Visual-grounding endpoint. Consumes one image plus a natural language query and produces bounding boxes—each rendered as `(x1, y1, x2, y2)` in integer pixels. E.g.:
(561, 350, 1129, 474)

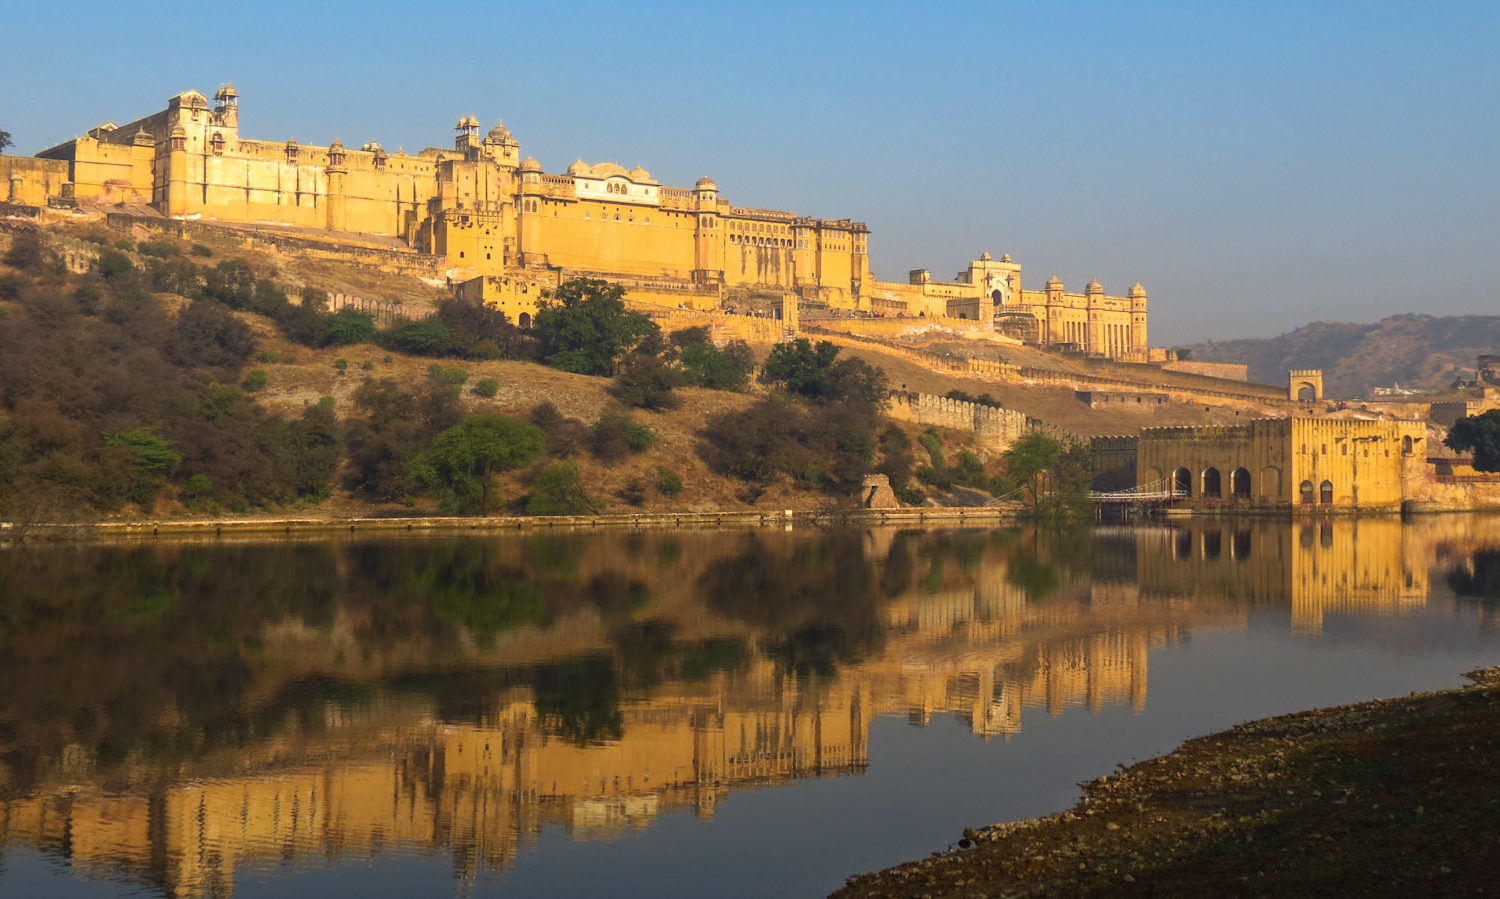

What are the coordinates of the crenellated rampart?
(886, 391, 1029, 449)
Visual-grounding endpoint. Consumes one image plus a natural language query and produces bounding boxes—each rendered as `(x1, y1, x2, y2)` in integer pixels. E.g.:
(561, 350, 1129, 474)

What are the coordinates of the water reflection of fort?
(2, 518, 1490, 896)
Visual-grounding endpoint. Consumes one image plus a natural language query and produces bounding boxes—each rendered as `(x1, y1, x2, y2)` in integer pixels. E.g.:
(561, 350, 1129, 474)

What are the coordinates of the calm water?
(2, 517, 1499, 897)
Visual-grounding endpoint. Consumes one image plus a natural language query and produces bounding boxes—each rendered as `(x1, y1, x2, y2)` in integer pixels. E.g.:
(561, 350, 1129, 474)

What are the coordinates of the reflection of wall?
(1135, 519, 1429, 634)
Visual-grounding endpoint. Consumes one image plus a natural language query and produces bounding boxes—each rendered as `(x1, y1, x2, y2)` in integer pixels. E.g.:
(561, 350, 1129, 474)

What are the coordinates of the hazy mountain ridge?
(1177, 314, 1500, 398)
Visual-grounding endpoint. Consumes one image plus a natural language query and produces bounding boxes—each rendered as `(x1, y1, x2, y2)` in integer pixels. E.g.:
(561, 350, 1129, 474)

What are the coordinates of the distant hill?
(1176, 314, 1500, 398)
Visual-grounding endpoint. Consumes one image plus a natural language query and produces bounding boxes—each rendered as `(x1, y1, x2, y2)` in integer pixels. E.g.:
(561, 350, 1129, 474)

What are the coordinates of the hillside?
(1177, 314, 1500, 398)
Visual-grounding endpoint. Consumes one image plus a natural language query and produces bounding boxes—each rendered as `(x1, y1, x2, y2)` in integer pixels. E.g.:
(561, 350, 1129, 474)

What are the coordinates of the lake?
(2, 516, 1498, 897)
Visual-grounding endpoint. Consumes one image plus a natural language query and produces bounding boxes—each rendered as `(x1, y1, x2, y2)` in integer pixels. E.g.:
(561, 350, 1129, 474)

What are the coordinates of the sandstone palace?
(3, 83, 1151, 359)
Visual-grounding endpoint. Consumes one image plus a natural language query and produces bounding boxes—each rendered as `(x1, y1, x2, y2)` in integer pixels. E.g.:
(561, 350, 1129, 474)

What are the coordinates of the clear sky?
(5, 1, 1497, 344)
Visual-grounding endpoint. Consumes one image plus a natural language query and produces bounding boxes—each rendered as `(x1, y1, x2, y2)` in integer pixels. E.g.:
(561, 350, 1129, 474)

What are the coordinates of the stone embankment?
(9, 505, 1021, 542)
(836, 668, 1500, 898)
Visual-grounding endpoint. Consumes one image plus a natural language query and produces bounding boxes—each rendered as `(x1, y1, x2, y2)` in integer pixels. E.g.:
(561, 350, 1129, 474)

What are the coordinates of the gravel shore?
(836, 668, 1500, 897)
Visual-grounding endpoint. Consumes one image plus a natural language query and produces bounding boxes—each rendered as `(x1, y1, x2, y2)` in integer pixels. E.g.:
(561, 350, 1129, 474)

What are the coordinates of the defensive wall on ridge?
(803, 328, 1296, 409)
(885, 391, 1029, 449)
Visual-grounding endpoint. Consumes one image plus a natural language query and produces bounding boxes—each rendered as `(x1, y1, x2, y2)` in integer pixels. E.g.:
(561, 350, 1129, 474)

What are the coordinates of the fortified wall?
(886, 391, 1029, 450)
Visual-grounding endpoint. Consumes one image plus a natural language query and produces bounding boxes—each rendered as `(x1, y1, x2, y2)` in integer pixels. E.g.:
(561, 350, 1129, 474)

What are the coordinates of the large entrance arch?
(1320, 480, 1334, 504)
(1299, 480, 1316, 504)
(1173, 467, 1192, 497)
(1230, 467, 1251, 498)
(1202, 467, 1222, 498)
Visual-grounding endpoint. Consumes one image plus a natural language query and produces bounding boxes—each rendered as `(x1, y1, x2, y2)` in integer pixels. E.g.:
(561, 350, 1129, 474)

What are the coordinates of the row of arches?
(1172, 466, 1252, 499)
(1167, 466, 1339, 504)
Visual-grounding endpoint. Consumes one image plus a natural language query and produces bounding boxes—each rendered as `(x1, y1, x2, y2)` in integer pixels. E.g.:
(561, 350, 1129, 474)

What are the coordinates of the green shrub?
(95, 249, 134, 280)
(655, 465, 683, 497)
(137, 239, 179, 259)
(114, 239, 134, 251)
(334, 358, 349, 374)
(589, 411, 656, 462)
(361, 360, 374, 371)
(257, 350, 281, 364)
(190, 243, 213, 257)
(472, 376, 500, 398)
(952, 450, 989, 488)
(526, 461, 596, 516)
(241, 369, 269, 392)
(919, 430, 945, 468)
(896, 485, 927, 505)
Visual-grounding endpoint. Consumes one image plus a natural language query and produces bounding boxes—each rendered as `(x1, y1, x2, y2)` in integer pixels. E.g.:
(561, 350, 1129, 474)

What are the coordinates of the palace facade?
(5, 83, 1152, 359)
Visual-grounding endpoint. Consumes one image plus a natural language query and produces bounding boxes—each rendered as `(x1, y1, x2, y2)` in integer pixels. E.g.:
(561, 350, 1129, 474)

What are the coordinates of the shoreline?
(835, 667, 1500, 897)
(2, 505, 1020, 542)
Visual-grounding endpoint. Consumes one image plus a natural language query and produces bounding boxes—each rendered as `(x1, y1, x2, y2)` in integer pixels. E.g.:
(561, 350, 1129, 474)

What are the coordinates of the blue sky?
(6, 1, 1497, 344)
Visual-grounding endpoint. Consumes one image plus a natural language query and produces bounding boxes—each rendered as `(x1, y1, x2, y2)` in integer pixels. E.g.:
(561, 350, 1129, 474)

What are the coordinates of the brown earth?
(835, 668, 1500, 898)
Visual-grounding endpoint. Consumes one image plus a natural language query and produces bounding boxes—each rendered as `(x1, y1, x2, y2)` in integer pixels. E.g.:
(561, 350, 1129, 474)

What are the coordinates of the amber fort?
(2, 83, 1153, 357)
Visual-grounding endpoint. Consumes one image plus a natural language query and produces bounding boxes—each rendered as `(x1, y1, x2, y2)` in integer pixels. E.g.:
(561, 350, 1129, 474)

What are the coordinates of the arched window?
(1202, 467, 1222, 498)
(1403, 435, 1414, 455)
(1230, 467, 1251, 498)
(1299, 480, 1316, 504)
(1174, 467, 1192, 497)
(518, 312, 531, 329)
(1320, 480, 1334, 504)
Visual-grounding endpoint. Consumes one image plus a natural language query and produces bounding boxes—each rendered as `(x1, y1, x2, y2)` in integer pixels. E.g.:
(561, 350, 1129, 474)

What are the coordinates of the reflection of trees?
(697, 532, 887, 675)
(533, 656, 623, 745)
(0, 543, 343, 788)
(1446, 551, 1500, 601)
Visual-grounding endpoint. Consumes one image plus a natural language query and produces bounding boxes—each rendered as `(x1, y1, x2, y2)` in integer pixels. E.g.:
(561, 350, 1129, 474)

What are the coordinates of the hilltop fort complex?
(4, 84, 1151, 357)
(4, 84, 1500, 514)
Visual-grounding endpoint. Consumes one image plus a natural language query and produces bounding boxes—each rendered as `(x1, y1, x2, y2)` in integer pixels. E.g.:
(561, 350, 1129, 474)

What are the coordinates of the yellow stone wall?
(1, 154, 70, 205)
(1138, 417, 1427, 511)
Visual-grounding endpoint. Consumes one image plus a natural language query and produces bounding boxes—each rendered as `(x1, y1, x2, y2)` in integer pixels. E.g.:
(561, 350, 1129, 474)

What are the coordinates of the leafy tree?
(101, 428, 181, 505)
(1002, 432, 1093, 516)
(323, 307, 379, 346)
(589, 411, 656, 462)
(412, 414, 545, 514)
(609, 334, 683, 410)
(95, 249, 133, 280)
(0, 129, 11, 152)
(759, 337, 887, 405)
(284, 397, 341, 497)
(1446, 410, 1500, 472)
(526, 461, 597, 515)
(433, 297, 531, 360)
(344, 375, 464, 501)
(877, 425, 915, 489)
(1003, 431, 1062, 508)
(385, 317, 455, 356)
(168, 299, 256, 376)
(531, 278, 657, 376)
(672, 327, 754, 391)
